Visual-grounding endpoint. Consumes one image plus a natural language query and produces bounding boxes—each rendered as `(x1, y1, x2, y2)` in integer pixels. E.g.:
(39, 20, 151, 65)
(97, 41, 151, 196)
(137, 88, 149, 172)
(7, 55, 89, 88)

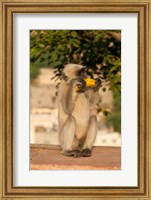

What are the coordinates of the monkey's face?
(62, 64, 88, 82)
(76, 67, 88, 80)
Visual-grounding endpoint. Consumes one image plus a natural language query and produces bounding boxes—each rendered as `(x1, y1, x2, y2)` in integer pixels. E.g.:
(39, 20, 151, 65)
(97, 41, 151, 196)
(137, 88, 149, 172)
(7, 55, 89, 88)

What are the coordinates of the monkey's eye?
(77, 68, 88, 79)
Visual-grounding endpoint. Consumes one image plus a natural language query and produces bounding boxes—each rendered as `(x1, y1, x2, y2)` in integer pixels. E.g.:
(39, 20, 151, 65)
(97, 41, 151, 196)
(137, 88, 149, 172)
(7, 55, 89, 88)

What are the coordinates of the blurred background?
(30, 30, 121, 147)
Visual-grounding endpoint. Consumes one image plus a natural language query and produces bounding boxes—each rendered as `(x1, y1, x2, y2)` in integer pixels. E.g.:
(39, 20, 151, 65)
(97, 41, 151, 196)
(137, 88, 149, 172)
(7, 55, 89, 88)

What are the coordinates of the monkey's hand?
(93, 78, 102, 92)
(71, 78, 86, 93)
(77, 79, 87, 93)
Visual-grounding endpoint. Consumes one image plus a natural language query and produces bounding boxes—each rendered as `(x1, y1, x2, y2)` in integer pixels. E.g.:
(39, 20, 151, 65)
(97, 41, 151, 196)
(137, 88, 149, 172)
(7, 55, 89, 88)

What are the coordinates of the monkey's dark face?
(76, 67, 88, 80)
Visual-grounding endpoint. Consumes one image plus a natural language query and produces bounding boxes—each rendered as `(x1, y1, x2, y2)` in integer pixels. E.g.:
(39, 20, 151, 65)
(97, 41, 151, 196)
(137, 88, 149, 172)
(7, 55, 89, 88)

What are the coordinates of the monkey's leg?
(60, 115, 75, 152)
(60, 115, 81, 158)
(82, 115, 97, 157)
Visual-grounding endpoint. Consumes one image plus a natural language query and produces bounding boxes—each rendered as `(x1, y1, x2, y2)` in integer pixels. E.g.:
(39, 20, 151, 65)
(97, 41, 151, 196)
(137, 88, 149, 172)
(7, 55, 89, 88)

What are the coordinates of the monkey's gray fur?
(58, 64, 101, 157)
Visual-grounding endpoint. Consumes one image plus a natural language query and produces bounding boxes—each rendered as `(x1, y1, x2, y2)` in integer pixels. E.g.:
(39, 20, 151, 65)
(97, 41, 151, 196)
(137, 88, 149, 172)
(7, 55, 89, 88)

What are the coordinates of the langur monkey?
(58, 64, 101, 157)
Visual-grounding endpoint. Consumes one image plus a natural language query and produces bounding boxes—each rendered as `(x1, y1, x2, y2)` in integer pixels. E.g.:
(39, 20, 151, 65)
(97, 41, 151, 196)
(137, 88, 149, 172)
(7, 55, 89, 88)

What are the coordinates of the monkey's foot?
(81, 149, 92, 157)
(73, 150, 81, 158)
(62, 150, 81, 158)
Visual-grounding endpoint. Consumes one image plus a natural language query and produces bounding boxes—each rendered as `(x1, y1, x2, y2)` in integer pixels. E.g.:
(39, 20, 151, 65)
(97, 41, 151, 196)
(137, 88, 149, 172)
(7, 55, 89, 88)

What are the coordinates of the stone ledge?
(30, 144, 121, 170)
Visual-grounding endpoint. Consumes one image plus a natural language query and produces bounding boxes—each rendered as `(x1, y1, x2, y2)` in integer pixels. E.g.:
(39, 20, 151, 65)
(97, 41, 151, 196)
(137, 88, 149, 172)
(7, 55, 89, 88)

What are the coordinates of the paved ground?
(30, 144, 121, 170)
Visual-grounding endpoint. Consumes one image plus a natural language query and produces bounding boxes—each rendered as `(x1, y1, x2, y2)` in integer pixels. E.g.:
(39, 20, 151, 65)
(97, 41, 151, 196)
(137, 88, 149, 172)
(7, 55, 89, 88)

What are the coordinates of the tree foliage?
(30, 30, 121, 94)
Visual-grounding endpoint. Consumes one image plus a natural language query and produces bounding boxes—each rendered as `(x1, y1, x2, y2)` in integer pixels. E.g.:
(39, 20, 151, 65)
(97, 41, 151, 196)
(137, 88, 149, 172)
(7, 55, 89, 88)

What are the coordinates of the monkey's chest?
(72, 94, 90, 138)
(73, 94, 90, 114)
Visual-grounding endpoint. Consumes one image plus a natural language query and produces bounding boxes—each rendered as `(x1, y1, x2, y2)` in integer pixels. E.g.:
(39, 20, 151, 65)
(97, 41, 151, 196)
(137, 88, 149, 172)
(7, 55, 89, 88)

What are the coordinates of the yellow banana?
(75, 78, 96, 92)
(85, 78, 96, 87)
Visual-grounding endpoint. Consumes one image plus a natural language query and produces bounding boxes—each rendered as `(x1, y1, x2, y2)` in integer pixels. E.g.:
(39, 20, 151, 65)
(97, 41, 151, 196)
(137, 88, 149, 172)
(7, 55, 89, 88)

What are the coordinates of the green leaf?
(71, 31, 77, 38)
(38, 43, 45, 48)
(103, 110, 110, 117)
(102, 87, 106, 92)
(70, 39, 80, 48)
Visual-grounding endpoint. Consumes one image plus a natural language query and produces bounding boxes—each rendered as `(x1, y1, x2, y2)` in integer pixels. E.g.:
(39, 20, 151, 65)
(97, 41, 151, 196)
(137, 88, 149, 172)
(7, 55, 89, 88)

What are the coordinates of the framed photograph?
(0, 0, 151, 199)
(30, 29, 122, 170)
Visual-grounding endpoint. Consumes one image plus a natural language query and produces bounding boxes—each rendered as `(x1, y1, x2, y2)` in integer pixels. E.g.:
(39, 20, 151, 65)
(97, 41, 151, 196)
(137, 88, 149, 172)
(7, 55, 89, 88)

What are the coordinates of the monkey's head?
(62, 64, 88, 82)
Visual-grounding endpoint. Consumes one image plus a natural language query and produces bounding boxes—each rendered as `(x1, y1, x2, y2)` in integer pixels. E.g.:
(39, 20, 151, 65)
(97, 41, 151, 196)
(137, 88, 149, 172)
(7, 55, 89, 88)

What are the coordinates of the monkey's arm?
(85, 78, 101, 109)
(85, 90, 99, 109)
(65, 80, 77, 114)
(60, 79, 82, 114)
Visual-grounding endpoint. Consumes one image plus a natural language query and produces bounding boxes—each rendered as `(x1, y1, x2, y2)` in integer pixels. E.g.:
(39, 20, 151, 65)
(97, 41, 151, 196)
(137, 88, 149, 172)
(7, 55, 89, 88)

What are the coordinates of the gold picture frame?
(0, 0, 151, 199)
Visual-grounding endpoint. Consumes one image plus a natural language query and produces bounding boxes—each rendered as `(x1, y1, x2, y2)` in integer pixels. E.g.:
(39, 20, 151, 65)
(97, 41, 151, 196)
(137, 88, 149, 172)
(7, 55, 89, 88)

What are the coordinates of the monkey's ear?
(62, 72, 68, 82)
